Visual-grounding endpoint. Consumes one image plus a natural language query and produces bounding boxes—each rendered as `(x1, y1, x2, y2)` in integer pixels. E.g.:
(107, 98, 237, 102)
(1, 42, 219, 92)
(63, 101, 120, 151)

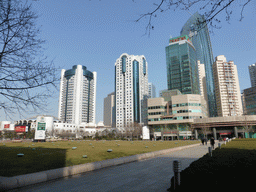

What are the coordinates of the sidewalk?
(9, 141, 221, 192)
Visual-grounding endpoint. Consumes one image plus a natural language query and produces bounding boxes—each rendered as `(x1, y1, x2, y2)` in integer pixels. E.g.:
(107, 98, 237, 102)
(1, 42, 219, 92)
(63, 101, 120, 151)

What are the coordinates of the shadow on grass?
(0, 146, 67, 177)
(168, 147, 256, 191)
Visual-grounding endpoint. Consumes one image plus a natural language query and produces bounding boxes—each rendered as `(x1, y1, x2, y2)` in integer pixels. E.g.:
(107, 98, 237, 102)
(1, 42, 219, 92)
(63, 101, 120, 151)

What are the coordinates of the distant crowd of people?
(200, 136, 232, 149)
(201, 137, 215, 149)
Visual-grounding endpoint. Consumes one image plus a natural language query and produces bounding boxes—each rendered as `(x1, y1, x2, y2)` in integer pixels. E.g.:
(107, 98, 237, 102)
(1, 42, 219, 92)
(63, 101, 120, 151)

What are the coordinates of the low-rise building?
(148, 90, 207, 140)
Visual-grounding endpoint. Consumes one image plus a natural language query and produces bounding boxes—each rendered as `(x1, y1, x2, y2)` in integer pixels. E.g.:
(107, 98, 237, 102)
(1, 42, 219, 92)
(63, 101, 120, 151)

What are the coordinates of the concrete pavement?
(8, 141, 221, 192)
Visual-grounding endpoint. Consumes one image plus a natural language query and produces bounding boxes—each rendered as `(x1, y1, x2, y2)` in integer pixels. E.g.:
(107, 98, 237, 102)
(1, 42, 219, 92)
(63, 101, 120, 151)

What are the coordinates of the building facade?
(249, 63, 256, 87)
(180, 12, 217, 117)
(115, 53, 148, 130)
(213, 55, 243, 117)
(198, 61, 209, 116)
(58, 65, 97, 125)
(165, 35, 200, 95)
(243, 87, 256, 115)
(148, 82, 156, 98)
(103, 92, 116, 127)
(148, 91, 206, 139)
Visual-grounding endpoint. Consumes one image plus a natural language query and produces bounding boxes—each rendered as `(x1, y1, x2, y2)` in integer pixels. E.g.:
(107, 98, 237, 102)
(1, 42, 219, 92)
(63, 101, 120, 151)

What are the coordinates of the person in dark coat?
(201, 138, 205, 145)
(210, 137, 215, 149)
(204, 138, 208, 145)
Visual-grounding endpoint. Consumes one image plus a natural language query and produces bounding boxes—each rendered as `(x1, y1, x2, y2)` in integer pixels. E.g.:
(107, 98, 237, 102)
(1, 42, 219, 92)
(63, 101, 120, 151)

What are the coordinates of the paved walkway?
(9, 141, 220, 192)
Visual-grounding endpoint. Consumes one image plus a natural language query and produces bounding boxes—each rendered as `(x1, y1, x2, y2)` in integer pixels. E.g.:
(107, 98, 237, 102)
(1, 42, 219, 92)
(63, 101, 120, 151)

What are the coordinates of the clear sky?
(1, 0, 256, 122)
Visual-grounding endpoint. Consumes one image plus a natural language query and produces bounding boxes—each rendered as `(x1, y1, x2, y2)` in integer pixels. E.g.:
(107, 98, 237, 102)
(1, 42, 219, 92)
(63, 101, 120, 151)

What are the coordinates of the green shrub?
(168, 139, 256, 191)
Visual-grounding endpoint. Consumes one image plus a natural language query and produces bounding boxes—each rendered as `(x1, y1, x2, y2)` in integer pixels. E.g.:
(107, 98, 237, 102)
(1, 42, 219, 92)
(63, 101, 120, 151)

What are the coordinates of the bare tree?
(135, 0, 252, 35)
(0, 0, 58, 118)
(132, 122, 142, 140)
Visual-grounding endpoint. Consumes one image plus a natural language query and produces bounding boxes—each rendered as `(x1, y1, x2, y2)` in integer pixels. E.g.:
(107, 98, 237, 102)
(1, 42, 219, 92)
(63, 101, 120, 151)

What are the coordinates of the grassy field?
(168, 138, 256, 191)
(0, 140, 199, 177)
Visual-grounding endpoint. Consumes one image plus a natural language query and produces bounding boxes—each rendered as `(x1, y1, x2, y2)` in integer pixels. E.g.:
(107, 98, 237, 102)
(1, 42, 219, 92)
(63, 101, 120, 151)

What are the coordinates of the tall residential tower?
(148, 82, 156, 98)
(58, 65, 97, 125)
(115, 53, 148, 130)
(213, 55, 242, 117)
(103, 92, 116, 127)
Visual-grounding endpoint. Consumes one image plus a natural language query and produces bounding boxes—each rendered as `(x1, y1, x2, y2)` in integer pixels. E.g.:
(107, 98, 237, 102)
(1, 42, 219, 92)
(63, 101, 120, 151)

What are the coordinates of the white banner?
(142, 126, 150, 140)
(35, 116, 46, 140)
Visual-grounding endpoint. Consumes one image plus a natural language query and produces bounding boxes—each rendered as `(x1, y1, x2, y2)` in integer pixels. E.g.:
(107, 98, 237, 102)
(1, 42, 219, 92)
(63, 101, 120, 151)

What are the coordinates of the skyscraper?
(249, 63, 256, 87)
(165, 35, 200, 95)
(58, 65, 97, 125)
(198, 61, 209, 117)
(115, 53, 148, 130)
(180, 12, 217, 117)
(148, 82, 156, 98)
(104, 92, 115, 127)
(213, 55, 242, 117)
(243, 87, 256, 115)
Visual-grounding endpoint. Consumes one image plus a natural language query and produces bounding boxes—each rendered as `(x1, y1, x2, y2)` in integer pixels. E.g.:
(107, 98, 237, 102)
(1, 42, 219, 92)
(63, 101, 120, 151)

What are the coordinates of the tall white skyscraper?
(115, 53, 148, 130)
(213, 55, 242, 117)
(58, 65, 97, 125)
(249, 63, 256, 87)
(148, 82, 156, 98)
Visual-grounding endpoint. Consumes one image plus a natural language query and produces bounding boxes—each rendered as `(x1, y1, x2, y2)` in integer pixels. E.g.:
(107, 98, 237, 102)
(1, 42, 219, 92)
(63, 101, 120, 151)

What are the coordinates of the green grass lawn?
(168, 138, 256, 192)
(0, 140, 199, 177)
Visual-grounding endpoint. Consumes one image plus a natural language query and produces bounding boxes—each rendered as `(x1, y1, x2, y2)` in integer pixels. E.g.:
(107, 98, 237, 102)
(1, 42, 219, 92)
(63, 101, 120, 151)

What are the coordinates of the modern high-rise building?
(213, 55, 242, 117)
(148, 82, 156, 98)
(198, 61, 208, 102)
(58, 65, 97, 125)
(180, 12, 217, 117)
(243, 87, 256, 115)
(115, 53, 148, 130)
(165, 35, 200, 95)
(249, 63, 256, 87)
(103, 92, 115, 127)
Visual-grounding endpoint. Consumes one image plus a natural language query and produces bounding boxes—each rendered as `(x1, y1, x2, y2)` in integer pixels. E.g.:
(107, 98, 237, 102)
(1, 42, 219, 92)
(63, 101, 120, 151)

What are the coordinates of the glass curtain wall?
(166, 37, 199, 95)
(133, 60, 140, 123)
(180, 12, 217, 117)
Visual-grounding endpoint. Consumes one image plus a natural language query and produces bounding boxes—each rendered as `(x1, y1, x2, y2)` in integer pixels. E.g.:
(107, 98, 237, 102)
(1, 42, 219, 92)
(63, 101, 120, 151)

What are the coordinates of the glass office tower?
(166, 35, 200, 95)
(180, 12, 217, 117)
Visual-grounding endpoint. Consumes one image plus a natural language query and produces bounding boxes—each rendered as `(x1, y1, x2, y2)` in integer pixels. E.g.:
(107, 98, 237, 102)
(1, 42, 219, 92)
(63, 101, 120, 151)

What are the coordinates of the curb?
(0, 143, 200, 191)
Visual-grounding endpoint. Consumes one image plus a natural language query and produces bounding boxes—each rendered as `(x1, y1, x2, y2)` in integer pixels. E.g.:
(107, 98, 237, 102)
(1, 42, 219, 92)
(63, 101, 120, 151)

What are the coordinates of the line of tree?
(1, 130, 35, 140)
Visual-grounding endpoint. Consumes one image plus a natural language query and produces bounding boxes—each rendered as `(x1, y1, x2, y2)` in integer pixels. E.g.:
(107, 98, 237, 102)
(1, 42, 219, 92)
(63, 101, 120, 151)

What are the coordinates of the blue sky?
(1, 0, 255, 122)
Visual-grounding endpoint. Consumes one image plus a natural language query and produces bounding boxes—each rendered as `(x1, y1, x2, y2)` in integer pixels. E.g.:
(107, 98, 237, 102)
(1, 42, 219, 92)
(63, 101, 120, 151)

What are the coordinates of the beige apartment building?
(198, 61, 209, 117)
(213, 55, 243, 117)
(103, 92, 115, 127)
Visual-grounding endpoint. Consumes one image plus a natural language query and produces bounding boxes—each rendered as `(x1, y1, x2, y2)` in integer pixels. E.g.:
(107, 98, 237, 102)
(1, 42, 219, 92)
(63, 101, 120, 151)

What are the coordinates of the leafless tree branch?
(0, 0, 58, 119)
(134, 0, 252, 35)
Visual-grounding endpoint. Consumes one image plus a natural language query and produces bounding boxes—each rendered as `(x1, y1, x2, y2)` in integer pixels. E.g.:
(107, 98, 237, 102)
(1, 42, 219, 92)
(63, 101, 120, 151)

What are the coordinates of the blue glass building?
(180, 12, 217, 117)
(166, 35, 200, 95)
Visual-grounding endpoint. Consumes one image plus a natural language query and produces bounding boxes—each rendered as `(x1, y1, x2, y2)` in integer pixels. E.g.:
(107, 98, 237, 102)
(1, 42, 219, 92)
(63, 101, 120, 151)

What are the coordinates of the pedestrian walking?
(201, 138, 205, 145)
(205, 138, 208, 145)
(210, 137, 215, 149)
